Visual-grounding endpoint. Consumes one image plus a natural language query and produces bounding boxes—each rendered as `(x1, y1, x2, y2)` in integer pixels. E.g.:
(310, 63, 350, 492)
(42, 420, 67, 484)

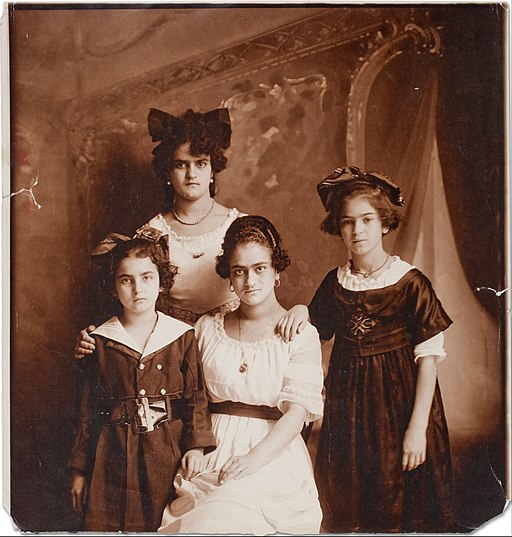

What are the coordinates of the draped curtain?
(363, 61, 502, 440)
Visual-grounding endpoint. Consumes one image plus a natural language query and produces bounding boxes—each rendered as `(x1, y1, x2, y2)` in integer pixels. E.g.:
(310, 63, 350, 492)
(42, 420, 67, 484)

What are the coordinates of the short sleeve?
(145, 214, 167, 233)
(308, 269, 340, 341)
(414, 331, 447, 363)
(407, 271, 453, 345)
(276, 323, 324, 423)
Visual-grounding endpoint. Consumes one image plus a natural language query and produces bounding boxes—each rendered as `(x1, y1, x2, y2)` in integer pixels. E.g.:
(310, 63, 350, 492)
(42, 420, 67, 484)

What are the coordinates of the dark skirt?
(315, 345, 454, 533)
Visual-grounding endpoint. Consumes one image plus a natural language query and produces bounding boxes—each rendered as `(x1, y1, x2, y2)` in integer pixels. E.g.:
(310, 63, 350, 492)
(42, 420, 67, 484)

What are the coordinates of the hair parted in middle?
(215, 215, 291, 279)
(148, 107, 232, 211)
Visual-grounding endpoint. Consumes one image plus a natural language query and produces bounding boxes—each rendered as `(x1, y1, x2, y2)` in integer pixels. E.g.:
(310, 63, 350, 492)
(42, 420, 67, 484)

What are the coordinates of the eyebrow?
(174, 155, 210, 162)
(116, 270, 156, 278)
(340, 211, 377, 218)
(230, 262, 270, 270)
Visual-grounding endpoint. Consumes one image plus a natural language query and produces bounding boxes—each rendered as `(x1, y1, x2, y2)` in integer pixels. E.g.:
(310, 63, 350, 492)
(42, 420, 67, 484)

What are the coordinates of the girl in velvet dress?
(279, 166, 455, 533)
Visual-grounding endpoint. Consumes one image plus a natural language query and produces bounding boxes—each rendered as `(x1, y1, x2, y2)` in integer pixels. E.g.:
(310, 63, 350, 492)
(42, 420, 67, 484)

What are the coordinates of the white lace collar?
(154, 208, 242, 245)
(337, 255, 415, 291)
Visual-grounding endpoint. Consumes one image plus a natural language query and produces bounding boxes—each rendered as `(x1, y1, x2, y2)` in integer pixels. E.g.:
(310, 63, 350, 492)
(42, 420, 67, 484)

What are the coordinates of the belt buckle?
(130, 397, 169, 434)
(131, 396, 154, 434)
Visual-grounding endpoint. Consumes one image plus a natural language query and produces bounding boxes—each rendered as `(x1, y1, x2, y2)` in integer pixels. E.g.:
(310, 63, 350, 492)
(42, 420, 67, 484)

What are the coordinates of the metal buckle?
(130, 397, 168, 434)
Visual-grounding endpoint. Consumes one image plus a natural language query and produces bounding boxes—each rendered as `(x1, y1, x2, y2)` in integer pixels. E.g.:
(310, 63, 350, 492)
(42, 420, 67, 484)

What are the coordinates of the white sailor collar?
(91, 312, 192, 358)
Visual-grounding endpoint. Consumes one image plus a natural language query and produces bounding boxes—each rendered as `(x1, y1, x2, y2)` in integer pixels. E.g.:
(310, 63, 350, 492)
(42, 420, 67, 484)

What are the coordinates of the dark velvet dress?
(310, 264, 454, 533)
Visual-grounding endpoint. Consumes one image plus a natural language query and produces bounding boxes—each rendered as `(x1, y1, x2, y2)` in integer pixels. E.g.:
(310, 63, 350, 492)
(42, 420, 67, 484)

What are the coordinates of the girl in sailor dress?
(68, 230, 216, 532)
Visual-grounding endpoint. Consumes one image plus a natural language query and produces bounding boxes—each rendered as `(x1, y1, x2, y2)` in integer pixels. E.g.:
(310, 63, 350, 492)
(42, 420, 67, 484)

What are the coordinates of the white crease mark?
(475, 286, 509, 297)
(7, 175, 42, 209)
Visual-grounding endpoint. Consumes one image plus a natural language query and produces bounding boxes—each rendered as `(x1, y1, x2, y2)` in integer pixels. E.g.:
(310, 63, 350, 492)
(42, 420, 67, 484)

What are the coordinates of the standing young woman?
(75, 107, 245, 356)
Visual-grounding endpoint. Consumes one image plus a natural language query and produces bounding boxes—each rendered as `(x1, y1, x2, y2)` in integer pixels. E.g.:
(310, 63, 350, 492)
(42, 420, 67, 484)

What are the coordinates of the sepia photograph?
(2, 1, 510, 534)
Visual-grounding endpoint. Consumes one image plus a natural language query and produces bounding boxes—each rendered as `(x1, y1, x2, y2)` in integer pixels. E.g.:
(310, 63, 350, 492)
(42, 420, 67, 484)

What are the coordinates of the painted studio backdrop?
(7, 3, 507, 533)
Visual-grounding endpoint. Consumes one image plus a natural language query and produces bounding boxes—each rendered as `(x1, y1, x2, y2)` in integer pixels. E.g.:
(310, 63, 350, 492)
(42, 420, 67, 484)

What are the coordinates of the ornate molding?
(346, 19, 442, 166)
(65, 8, 395, 132)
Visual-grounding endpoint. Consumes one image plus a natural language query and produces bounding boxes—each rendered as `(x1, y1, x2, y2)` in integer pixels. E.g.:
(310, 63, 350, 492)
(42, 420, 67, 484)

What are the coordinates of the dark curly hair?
(150, 108, 230, 211)
(104, 238, 178, 311)
(216, 215, 291, 279)
(321, 182, 404, 236)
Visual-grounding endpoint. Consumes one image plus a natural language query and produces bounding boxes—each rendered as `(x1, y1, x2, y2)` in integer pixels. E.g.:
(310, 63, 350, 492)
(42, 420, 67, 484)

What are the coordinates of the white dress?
(158, 312, 324, 535)
(146, 208, 243, 322)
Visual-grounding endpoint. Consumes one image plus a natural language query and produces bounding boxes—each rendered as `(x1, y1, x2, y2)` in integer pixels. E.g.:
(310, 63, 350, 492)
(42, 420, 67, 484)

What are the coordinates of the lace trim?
(153, 208, 241, 249)
(281, 385, 323, 403)
(168, 300, 240, 325)
(213, 311, 281, 349)
(337, 256, 415, 290)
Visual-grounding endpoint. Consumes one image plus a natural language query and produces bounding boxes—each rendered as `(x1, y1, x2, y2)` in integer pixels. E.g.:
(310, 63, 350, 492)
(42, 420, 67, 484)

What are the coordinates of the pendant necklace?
(237, 306, 281, 373)
(172, 199, 215, 226)
(350, 253, 390, 279)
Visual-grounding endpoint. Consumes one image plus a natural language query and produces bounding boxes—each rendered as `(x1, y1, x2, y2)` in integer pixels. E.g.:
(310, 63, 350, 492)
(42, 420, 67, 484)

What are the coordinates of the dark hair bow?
(91, 225, 165, 256)
(203, 107, 231, 150)
(147, 107, 231, 150)
(147, 108, 181, 143)
(317, 165, 405, 211)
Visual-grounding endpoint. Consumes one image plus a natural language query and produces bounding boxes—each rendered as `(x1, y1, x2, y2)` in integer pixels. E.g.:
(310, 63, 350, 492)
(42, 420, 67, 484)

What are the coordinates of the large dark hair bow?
(91, 225, 168, 256)
(147, 107, 231, 150)
(317, 165, 405, 211)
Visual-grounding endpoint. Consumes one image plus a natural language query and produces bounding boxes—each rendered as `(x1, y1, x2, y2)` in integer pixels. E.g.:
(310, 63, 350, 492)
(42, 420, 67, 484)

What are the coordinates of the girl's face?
(115, 255, 161, 316)
(339, 196, 389, 258)
(229, 242, 277, 307)
(169, 142, 212, 202)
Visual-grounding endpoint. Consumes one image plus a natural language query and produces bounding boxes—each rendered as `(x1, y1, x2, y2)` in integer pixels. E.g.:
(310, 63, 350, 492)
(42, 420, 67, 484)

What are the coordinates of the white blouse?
(147, 208, 243, 316)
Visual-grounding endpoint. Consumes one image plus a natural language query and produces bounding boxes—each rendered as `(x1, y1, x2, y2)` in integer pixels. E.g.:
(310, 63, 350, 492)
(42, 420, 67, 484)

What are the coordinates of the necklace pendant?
(239, 361, 248, 373)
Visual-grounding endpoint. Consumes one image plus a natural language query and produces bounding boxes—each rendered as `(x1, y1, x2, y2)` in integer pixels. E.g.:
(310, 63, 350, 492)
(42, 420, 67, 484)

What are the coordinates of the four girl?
(70, 104, 455, 533)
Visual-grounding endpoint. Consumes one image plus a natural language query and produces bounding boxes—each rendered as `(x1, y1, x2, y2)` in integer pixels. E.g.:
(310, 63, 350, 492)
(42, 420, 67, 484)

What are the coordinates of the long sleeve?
(68, 357, 100, 475)
(179, 330, 217, 453)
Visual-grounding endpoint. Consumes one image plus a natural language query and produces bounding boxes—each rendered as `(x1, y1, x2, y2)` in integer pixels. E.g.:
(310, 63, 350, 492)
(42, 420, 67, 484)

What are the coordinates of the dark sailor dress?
(68, 312, 216, 532)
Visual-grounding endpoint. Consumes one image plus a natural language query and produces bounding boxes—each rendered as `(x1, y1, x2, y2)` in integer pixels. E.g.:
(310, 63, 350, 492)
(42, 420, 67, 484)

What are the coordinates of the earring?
(274, 277, 281, 288)
(229, 282, 235, 292)
(167, 180, 171, 186)
(210, 177, 214, 184)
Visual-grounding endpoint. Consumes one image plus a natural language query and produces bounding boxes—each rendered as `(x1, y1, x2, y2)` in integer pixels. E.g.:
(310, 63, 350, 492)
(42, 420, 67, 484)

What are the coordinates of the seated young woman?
(158, 215, 324, 535)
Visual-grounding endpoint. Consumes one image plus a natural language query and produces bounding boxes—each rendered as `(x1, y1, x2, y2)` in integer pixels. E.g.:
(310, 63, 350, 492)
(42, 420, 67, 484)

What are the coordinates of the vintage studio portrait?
(5, 2, 509, 534)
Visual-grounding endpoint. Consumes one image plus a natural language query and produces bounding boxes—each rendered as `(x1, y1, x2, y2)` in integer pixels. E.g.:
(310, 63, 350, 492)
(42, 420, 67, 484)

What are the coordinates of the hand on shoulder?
(276, 305, 310, 343)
